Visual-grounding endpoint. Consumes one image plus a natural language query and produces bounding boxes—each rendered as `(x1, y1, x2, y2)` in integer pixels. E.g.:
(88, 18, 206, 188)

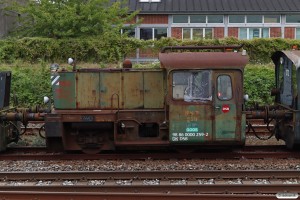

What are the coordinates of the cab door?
(169, 70, 213, 144)
(213, 71, 243, 141)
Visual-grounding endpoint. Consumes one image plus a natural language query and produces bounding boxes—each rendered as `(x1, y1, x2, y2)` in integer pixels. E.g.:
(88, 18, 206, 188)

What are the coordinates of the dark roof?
(113, 0, 300, 14)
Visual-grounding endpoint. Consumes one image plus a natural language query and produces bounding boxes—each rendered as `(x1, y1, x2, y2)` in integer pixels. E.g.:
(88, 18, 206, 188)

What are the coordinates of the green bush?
(244, 64, 275, 107)
(1, 37, 300, 64)
(0, 63, 51, 107)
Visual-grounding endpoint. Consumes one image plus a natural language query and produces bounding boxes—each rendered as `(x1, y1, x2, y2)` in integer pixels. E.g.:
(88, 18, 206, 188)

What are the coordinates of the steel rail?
(0, 191, 285, 200)
(3, 145, 300, 160)
(0, 171, 298, 195)
(0, 170, 299, 180)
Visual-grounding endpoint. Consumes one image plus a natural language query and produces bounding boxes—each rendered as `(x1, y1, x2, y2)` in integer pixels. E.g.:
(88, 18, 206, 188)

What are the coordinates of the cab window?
(172, 70, 212, 102)
(217, 75, 232, 100)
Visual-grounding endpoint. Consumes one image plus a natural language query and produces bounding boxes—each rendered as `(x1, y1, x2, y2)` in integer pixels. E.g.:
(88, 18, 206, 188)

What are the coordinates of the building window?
(229, 15, 280, 24)
(207, 15, 223, 23)
(182, 28, 213, 40)
(173, 15, 189, 23)
(190, 15, 206, 23)
(173, 15, 223, 24)
(121, 27, 136, 37)
(296, 28, 300, 39)
(229, 15, 245, 23)
(239, 28, 269, 39)
(140, 28, 167, 40)
(286, 15, 300, 23)
(246, 15, 263, 23)
(264, 15, 280, 23)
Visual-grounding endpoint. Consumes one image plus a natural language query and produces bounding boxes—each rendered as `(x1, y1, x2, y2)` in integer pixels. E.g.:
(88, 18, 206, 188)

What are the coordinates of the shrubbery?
(0, 37, 299, 64)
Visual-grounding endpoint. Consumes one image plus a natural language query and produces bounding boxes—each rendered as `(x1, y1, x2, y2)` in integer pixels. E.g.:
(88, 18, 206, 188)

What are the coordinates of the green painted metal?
(169, 70, 244, 144)
(77, 72, 100, 109)
(214, 71, 241, 140)
(144, 71, 165, 108)
(170, 105, 213, 143)
(99, 72, 122, 109)
(123, 72, 144, 109)
(52, 72, 76, 109)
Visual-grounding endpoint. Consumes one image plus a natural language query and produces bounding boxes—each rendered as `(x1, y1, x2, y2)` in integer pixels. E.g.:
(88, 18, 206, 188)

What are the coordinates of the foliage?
(244, 64, 275, 107)
(5, 0, 138, 39)
(0, 37, 300, 64)
(0, 63, 51, 107)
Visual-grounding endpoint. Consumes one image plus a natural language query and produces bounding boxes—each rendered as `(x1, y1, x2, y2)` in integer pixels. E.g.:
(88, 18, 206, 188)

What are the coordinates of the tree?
(5, 0, 138, 39)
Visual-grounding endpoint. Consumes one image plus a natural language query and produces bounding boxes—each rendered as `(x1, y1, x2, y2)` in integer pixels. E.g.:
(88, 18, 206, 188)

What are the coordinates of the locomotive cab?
(271, 50, 300, 149)
(159, 46, 248, 148)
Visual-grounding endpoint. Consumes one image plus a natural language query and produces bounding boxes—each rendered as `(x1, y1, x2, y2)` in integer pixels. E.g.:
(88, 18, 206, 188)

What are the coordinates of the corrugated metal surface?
(113, 0, 300, 14)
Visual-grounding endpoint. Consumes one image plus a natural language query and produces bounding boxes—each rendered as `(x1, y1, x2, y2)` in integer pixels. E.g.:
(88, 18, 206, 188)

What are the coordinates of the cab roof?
(159, 51, 248, 70)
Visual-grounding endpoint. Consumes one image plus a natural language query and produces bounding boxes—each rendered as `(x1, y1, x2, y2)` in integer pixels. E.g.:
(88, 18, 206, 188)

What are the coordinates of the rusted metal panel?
(99, 72, 122, 109)
(159, 52, 248, 69)
(76, 72, 100, 109)
(123, 72, 143, 109)
(52, 72, 76, 109)
(144, 71, 165, 108)
(169, 104, 213, 143)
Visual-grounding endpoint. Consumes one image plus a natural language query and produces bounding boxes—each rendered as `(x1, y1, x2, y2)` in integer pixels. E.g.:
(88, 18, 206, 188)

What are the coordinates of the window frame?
(238, 27, 270, 40)
(286, 15, 300, 23)
(182, 28, 213, 40)
(217, 75, 233, 101)
(139, 27, 168, 40)
(172, 70, 212, 102)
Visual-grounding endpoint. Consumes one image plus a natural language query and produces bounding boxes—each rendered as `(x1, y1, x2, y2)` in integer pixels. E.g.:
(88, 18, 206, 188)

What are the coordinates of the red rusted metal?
(159, 52, 248, 69)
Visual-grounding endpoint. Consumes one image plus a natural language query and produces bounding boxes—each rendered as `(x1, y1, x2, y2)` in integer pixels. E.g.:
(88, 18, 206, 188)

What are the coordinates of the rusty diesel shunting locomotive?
(0, 45, 299, 153)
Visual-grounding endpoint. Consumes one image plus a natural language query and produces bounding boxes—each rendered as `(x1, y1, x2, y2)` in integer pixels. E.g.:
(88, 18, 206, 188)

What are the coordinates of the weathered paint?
(169, 104, 213, 143)
(144, 71, 165, 108)
(159, 51, 248, 69)
(168, 68, 245, 145)
(123, 72, 144, 109)
(99, 71, 122, 109)
(53, 69, 166, 110)
(77, 72, 100, 108)
(52, 72, 76, 109)
(214, 71, 238, 140)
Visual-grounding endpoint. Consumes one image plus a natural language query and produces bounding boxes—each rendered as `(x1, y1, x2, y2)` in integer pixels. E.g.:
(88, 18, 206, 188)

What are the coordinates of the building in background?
(120, 0, 300, 40)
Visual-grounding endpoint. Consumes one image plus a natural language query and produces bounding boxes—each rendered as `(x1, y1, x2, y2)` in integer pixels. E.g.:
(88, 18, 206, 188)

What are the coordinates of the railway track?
(3, 145, 300, 160)
(0, 170, 298, 199)
(0, 191, 289, 200)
